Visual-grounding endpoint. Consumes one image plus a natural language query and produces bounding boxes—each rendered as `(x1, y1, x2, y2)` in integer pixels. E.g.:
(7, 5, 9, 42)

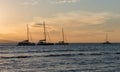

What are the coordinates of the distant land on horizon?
(0, 39, 120, 45)
(0, 39, 17, 43)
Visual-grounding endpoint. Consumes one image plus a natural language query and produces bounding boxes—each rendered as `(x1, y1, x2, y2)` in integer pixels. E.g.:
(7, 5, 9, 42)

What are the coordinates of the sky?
(0, 0, 120, 43)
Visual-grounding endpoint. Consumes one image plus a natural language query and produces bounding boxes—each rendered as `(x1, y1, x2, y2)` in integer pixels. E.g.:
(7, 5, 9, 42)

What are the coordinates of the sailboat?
(17, 24, 35, 46)
(37, 21, 54, 45)
(55, 28, 68, 45)
(103, 32, 111, 44)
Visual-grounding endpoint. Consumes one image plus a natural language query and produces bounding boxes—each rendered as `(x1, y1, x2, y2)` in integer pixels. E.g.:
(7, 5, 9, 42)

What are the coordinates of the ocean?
(0, 43, 120, 72)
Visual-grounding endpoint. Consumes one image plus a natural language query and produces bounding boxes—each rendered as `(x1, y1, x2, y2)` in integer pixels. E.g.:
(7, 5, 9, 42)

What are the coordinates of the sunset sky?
(0, 0, 120, 43)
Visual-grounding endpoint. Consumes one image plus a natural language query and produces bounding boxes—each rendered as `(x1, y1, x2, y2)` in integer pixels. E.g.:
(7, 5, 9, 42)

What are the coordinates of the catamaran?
(17, 24, 35, 46)
(37, 21, 54, 45)
(55, 28, 68, 45)
(103, 32, 111, 44)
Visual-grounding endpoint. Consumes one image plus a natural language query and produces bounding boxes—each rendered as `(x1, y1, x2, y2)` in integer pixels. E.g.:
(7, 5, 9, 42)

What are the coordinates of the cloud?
(21, 0, 78, 5)
(33, 11, 111, 28)
(31, 22, 57, 32)
(22, 0, 41, 5)
(32, 23, 43, 27)
(54, 0, 78, 4)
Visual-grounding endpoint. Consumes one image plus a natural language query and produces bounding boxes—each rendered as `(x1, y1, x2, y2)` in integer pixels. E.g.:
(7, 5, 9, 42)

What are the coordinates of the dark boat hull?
(55, 43, 69, 45)
(37, 42, 54, 45)
(102, 41, 111, 44)
(17, 42, 35, 46)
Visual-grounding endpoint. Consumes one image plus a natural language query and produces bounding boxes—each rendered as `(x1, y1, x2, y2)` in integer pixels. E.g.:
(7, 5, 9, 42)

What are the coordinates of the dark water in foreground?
(0, 44, 120, 72)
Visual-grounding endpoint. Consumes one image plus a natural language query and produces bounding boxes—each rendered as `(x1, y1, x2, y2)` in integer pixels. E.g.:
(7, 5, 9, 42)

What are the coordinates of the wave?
(115, 52, 120, 54)
(44, 53, 84, 57)
(90, 53, 102, 55)
(40, 52, 120, 57)
(1, 52, 120, 59)
(0, 56, 32, 59)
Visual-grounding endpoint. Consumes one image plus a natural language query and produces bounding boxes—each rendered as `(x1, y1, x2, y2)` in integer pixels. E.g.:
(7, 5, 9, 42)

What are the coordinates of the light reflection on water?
(0, 44, 120, 72)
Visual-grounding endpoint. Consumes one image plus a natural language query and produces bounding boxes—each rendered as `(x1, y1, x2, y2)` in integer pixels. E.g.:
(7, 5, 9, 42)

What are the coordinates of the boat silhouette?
(103, 41, 111, 44)
(37, 21, 54, 45)
(17, 24, 35, 46)
(55, 28, 68, 45)
(103, 32, 111, 44)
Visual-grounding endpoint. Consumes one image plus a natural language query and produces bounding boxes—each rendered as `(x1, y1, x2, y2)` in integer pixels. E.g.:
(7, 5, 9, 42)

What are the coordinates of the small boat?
(55, 28, 68, 45)
(17, 24, 35, 46)
(37, 21, 54, 45)
(37, 39, 54, 45)
(103, 41, 111, 44)
(17, 40, 35, 46)
(56, 41, 69, 45)
(103, 32, 111, 44)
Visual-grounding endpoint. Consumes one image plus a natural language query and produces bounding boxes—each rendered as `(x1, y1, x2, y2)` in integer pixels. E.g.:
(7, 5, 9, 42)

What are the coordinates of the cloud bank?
(33, 11, 112, 28)
(21, 0, 78, 5)
(22, 0, 41, 5)
(54, 0, 78, 4)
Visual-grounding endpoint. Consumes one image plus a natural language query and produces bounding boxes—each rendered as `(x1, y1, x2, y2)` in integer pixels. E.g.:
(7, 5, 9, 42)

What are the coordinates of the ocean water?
(0, 44, 120, 72)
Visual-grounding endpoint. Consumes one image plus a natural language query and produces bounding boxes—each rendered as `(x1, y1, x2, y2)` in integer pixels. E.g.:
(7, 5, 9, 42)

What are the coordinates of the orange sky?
(0, 0, 120, 43)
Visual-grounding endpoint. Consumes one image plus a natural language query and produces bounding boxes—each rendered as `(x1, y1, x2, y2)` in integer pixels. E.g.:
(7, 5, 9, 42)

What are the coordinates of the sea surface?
(0, 43, 120, 72)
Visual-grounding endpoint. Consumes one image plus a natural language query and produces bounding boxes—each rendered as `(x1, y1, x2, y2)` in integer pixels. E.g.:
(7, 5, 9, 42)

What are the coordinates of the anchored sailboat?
(17, 24, 35, 46)
(37, 21, 54, 45)
(55, 28, 68, 45)
(103, 32, 111, 44)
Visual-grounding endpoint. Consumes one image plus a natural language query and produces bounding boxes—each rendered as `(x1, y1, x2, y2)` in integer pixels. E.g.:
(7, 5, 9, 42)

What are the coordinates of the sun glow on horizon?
(0, 0, 120, 43)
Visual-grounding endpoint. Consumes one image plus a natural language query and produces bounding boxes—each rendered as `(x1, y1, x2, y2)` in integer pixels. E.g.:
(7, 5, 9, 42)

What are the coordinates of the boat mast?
(106, 32, 108, 42)
(27, 24, 29, 41)
(62, 28, 65, 43)
(43, 21, 46, 41)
